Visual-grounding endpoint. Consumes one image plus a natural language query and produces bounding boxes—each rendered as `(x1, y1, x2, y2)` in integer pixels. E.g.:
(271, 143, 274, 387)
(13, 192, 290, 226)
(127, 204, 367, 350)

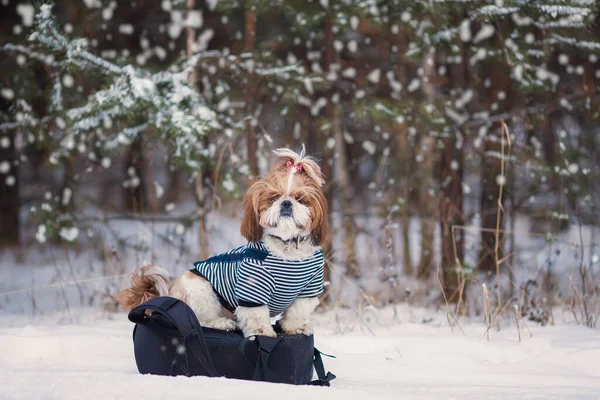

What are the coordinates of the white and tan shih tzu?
(116, 147, 328, 337)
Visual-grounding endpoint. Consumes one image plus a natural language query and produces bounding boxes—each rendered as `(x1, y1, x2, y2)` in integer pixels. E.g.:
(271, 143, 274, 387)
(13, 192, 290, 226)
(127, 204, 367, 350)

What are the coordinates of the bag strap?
(309, 348, 336, 386)
(251, 336, 284, 382)
(241, 335, 336, 386)
(128, 296, 219, 377)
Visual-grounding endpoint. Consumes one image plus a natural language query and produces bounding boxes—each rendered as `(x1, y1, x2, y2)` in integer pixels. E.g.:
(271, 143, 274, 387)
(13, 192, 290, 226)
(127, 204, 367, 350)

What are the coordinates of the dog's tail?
(115, 265, 170, 311)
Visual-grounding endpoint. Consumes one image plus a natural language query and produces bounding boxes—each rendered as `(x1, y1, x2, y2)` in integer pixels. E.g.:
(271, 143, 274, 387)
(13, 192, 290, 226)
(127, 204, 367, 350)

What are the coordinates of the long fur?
(272, 146, 325, 187)
(114, 265, 170, 311)
(117, 147, 328, 336)
(280, 297, 319, 335)
(240, 148, 328, 246)
(235, 305, 276, 337)
(170, 272, 237, 330)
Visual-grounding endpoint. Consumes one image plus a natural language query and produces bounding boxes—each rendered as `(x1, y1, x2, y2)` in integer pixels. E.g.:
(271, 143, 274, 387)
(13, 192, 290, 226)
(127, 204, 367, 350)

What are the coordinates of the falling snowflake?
(154, 181, 165, 199)
(459, 20, 471, 42)
(362, 140, 376, 155)
(367, 69, 381, 84)
(1, 88, 14, 100)
(59, 227, 80, 242)
(35, 225, 47, 244)
(567, 163, 579, 174)
(473, 24, 495, 44)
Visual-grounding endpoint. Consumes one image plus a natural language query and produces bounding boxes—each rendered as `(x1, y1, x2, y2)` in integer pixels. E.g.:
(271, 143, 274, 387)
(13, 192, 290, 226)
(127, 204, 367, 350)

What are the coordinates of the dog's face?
(241, 148, 328, 246)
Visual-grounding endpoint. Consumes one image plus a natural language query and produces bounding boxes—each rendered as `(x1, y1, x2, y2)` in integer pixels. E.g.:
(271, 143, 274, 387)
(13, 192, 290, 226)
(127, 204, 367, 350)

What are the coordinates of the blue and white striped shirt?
(192, 242, 324, 317)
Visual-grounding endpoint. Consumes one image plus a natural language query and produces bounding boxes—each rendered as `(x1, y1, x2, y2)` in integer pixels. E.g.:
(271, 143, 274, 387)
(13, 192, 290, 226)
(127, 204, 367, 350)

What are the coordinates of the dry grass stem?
(437, 264, 465, 335)
(494, 121, 511, 314)
(482, 283, 492, 342)
(513, 304, 521, 342)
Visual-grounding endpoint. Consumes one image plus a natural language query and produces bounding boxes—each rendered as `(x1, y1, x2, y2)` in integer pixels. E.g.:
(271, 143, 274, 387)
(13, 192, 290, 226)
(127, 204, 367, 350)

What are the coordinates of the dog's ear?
(240, 179, 263, 242)
(309, 187, 328, 247)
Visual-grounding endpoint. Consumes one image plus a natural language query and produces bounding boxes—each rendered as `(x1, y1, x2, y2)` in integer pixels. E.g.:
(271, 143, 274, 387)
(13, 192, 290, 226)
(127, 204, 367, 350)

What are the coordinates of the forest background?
(0, 0, 599, 329)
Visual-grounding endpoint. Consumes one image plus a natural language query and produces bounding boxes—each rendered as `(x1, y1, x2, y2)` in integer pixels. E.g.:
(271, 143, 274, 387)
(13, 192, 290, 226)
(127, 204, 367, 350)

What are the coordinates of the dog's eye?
(296, 196, 308, 205)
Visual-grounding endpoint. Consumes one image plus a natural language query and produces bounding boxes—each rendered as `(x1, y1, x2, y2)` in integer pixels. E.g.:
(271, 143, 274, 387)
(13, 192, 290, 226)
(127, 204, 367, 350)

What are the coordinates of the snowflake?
(59, 227, 80, 242)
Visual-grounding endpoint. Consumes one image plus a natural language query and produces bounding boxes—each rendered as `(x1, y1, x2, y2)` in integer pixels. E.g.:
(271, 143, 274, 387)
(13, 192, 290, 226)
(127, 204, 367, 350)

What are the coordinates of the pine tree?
(2, 2, 322, 247)
(392, 0, 600, 304)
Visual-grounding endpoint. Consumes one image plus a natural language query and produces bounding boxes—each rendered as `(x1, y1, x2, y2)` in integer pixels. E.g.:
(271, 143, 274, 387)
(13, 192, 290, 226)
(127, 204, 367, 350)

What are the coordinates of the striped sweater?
(191, 242, 324, 317)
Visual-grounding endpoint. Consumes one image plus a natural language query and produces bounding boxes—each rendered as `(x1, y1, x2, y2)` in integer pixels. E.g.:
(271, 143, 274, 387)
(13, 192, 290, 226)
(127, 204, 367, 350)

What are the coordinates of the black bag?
(127, 296, 335, 386)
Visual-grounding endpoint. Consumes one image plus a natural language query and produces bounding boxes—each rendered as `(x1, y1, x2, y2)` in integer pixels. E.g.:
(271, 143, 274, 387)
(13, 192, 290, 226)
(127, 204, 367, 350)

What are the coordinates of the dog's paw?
(244, 326, 277, 338)
(206, 317, 237, 331)
(282, 323, 313, 336)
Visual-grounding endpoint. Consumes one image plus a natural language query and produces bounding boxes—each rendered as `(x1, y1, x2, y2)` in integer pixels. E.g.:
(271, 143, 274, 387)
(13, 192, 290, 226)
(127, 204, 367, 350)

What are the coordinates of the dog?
(116, 147, 328, 338)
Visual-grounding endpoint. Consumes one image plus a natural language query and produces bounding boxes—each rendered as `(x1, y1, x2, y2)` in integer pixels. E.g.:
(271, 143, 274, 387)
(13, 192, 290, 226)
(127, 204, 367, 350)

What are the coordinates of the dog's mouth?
(268, 217, 306, 230)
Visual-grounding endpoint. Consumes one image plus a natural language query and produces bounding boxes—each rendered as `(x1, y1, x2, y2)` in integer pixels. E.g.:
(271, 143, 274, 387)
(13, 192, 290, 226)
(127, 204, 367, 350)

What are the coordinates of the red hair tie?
(285, 160, 303, 172)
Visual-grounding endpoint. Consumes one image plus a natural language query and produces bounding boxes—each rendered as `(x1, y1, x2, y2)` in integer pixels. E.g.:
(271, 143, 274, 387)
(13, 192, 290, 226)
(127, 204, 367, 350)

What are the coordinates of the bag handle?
(240, 335, 336, 386)
(239, 335, 287, 383)
(129, 297, 179, 335)
(129, 297, 219, 377)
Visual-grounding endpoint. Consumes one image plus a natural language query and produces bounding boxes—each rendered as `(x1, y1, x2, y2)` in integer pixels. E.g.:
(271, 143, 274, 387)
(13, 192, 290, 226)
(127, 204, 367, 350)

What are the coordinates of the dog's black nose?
(281, 200, 293, 209)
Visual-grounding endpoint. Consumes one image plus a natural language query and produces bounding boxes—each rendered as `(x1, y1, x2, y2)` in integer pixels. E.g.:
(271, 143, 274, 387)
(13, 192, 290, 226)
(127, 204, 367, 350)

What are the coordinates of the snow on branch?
(0, 43, 58, 67)
(477, 6, 519, 16)
(0, 100, 46, 134)
(533, 18, 586, 29)
(104, 123, 148, 150)
(30, 5, 123, 75)
(536, 5, 592, 18)
(28, 4, 219, 170)
(549, 34, 600, 51)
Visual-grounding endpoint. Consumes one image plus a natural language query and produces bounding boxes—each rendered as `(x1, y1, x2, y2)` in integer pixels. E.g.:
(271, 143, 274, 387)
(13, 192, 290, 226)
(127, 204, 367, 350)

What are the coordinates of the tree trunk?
(123, 134, 148, 213)
(417, 136, 436, 280)
(195, 170, 210, 259)
(320, 148, 334, 297)
(0, 130, 20, 247)
(417, 49, 438, 280)
(438, 134, 464, 303)
(438, 37, 469, 304)
(318, 15, 337, 300)
(333, 105, 359, 278)
(479, 129, 504, 274)
(187, 0, 210, 259)
(60, 159, 75, 213)
(478, 62, 511, 278)
(244, 4, 258, 177)
(322, 14, 359, 279)
(304, 111, 318, 154)
(0, 92, 19, 248)
(395, 123, 413, 276)
(166, 163, 182, 204)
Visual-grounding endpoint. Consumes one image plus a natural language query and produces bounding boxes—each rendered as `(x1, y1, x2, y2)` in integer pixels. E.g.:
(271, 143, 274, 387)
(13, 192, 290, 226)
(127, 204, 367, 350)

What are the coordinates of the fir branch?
(548, 34, 600, 51)
(0, 43, 59, 67)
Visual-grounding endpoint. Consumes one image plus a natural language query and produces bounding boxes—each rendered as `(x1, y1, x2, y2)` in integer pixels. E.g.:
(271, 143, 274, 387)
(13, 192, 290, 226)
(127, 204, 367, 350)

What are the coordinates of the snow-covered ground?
(1, 305, 599, 400)
(1, 213, 599, 398)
